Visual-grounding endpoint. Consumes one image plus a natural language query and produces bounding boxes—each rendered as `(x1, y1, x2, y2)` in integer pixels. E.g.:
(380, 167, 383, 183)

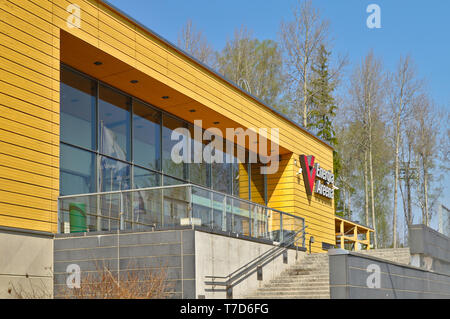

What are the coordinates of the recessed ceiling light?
(189, 109, 196, 112)
(162, 96, 169, 99)
(94, 61, 103, 66)
(130, 80, 138, 84)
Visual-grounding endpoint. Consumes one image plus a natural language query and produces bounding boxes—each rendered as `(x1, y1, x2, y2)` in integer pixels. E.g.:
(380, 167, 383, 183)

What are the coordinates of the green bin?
(69, 203, 87, 233)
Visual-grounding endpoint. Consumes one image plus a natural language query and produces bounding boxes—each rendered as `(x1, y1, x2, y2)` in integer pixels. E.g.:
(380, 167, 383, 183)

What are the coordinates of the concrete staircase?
(356, 247, 411, 265)
(245, 253, 330, 299)
(244, 248, 412, 299)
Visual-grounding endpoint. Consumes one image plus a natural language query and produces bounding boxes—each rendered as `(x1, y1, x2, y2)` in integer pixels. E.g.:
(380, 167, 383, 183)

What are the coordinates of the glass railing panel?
(267, 209, 282, 242)
(131, 188, 163, 230)
(58, 185, 305, 244)
(281, 214, 303, 246)
(225, 196, 233, 233)
(98, 193, 121, 232)
(59, 196, 99, 233)
(231, 198, 251, 236)
(252, 205, 268, 240)
(212, 192, 226, 232)
(162, 186, 190, 228)
(192, 186, 212, 228)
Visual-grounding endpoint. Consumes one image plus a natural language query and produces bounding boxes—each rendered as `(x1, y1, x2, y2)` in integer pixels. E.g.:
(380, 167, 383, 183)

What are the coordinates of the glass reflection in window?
(60, 67, 96, 150)
(133, 101, 161, 170)
(99, 85, 131, 161)
(99, 156, 131, 192)
(60, 144, 96, 196)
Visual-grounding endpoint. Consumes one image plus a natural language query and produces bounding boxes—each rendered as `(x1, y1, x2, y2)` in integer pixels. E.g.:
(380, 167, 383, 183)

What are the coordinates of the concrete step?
(266, 282, 330, 289)
(265, 282, 329, 288)
(246, 293, 330, 299)
(270, 275, 330, 282)
(246, 295, 330, 299)
(257, 286, 330, 294)
(276, 273, 330, 279)
(250, 290, 330, 296)
(282, 269, 330, 274)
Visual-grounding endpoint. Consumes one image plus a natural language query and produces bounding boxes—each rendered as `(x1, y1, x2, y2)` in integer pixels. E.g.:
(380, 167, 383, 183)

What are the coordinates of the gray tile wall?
(54, 229, 195, 298)
(329, 251, 450, 299)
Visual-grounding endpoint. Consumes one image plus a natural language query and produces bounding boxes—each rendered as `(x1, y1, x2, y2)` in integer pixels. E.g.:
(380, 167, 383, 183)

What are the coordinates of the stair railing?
(204, 225, 308, 298)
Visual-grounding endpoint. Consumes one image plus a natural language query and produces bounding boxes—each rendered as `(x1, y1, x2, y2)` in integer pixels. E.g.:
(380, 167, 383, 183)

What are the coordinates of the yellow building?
(0, 0, 340, 259)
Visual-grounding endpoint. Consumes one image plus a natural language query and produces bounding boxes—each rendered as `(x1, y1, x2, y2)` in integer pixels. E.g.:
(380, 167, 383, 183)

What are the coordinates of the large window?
(211, 139, 232, 195)
(133, 100, 161, 170)
(188, 124, 210, 188)
(60, 68, 96, 150)
(59, 65, 264, 204)
(98, 85, 131, 161)
(162, 115, 187, 180)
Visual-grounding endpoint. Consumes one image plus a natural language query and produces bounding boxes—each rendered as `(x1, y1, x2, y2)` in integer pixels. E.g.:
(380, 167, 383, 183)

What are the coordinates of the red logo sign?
(300, 155, 316, 195)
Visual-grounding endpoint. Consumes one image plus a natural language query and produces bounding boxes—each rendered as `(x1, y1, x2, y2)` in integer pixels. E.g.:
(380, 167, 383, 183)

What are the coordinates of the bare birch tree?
(280, 0, 329, 127)
(387, 55, 423, 247)
(348, 51, 385, 248)
(399, 121, 418, 231)
(178, 19, 215, 67)
(216, 26, 284, 106)
(412, 95, 440, 226)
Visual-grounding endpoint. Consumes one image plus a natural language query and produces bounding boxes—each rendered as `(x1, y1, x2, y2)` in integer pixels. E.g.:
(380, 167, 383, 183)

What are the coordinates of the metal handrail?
(205, 225, 307, 283)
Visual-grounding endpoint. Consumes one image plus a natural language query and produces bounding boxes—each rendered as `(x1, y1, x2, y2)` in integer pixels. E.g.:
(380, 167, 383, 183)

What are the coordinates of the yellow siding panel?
(0, 165, 57, 190)
(0, 20, 54, 55)
(0, 190, 55, 211)
(0, 141, 57, 166)
(0, 93, 58, 125)
(0, 80, 56, 112)
(0, 153, 58, 179)
(0, 214, 55, 233)
(0, 128, 56, 156)
(0, 116, 58, 146)
(0, 56, 58, 93)
(0, 6, 53, 44)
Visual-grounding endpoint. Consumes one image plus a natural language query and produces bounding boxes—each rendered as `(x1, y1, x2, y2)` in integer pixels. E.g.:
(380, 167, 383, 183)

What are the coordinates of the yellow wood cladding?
(0, 0, 59, 233)
(0, 0, 334, 252)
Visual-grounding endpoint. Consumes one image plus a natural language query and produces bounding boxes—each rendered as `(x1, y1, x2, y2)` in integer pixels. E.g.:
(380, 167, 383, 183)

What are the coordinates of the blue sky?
(106, 0, 449, 234)
(106, 0, 450, 108)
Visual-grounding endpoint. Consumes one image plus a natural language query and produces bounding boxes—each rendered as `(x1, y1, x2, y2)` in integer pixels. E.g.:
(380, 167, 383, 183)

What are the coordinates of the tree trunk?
(342, 186, 347, 216)
(364, 150, 369, 226)
(369, 144, 377, 248)
(406, 144, 413, 227)
(303, 69, 308, 128)
(393, 118, 401, 248)
(422, 158, 429, 226)
(368, 106, 377, 249)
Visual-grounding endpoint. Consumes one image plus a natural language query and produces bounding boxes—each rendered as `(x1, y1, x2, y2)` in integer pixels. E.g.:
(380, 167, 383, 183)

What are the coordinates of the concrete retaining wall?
(409, 224, 450, 275)
(0, 227, 53, 298)
(195, 231, 304, 299)
(329, 249, 450, 299)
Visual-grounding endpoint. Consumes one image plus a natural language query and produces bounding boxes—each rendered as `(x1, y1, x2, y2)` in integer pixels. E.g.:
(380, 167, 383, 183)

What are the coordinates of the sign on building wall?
(300, 155, 335, 199)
